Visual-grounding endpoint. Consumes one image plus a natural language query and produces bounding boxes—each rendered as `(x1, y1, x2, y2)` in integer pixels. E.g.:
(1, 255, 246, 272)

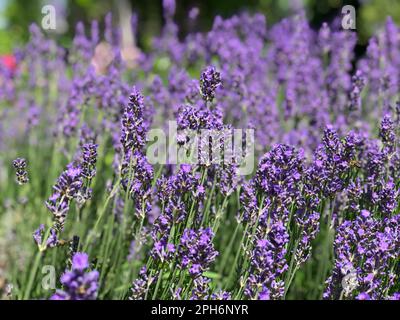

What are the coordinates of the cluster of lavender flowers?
(120, 88, 153, 219)
(51, 252, 99, 300)
(45, 165, 84, 232)
(2, 0, 400, 300)
(178, 227, 218, 278)
(323, 210, 400, 300)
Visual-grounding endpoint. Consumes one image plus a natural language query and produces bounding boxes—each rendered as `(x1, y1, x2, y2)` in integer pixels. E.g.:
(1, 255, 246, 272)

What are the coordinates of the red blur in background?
(0, 54, 17, 72)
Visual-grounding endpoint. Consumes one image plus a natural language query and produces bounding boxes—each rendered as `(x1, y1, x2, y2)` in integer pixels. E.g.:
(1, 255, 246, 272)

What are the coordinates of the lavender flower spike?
(200, 66, 221, 102)
(50, 252, 99, 300)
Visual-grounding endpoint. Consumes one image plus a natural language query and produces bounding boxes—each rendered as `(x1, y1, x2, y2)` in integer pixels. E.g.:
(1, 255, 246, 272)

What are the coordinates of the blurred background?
(0, 0, 399, 54)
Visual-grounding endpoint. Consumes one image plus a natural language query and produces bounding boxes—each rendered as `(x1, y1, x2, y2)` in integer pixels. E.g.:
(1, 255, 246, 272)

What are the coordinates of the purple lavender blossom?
(245, 221, 289, 300)
(179, 228, 218, 278)
(46, 165, 83, 231)
(130, 267, 152, 300)
(33, 224, 45, 246)
(50, 252, 99, 300)
(151, 241, 175, 263)
(190, 276, 211, 300)
(120, 151, 154, 218)
(120, 87, 147, 155)
(200, 66, 221, 102)
(81, 143, 98, 180)
(324, 211, 400, 299)
(380, 114, 395, 154)
(349, 70, 366, 113)
(5, 5, 400, 302)
(162, 0, 176, 20)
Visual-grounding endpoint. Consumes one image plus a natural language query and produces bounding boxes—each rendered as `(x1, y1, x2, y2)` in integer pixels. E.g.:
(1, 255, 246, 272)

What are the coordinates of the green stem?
(23, 251, 42, 300)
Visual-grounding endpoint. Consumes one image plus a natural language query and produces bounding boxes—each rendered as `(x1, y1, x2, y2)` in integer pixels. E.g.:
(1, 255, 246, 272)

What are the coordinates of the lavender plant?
(1, 2, 400, 300)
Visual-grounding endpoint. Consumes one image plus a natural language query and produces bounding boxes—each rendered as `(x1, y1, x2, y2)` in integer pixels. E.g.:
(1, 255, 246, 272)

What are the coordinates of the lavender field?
(0, 1, 400, 300)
